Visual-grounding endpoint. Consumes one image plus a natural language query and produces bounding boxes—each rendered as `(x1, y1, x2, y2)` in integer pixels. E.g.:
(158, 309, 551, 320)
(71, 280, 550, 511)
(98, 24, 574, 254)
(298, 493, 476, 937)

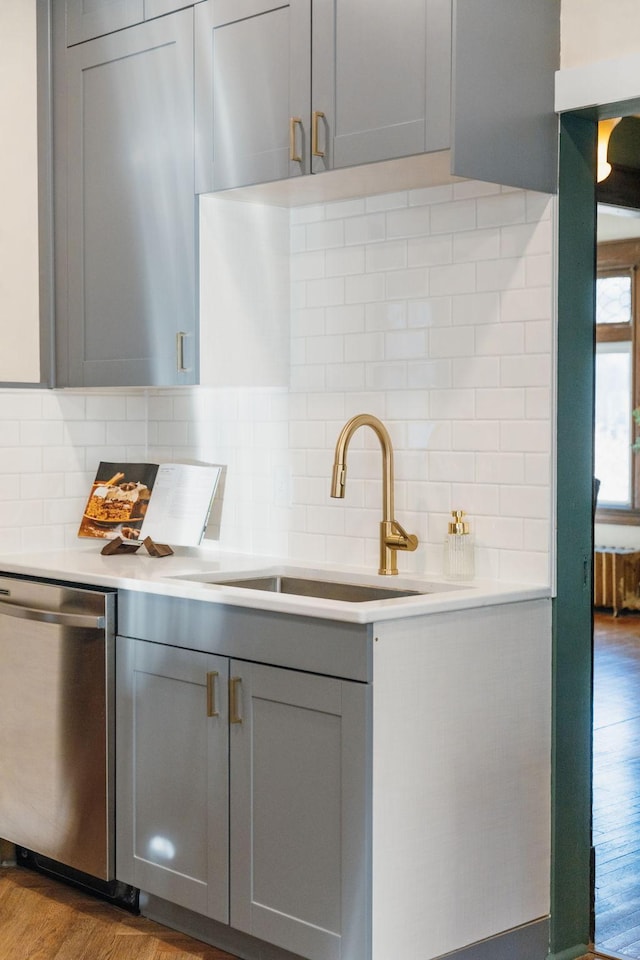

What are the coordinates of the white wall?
(0, 181, 554, 585)
(561, 0, 640, 68)
(0, 0, 40, 382)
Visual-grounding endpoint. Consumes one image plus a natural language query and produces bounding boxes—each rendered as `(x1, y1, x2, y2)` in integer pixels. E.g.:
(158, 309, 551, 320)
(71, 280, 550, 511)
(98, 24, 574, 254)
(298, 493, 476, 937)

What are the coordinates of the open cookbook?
(78, 461, 223, 547)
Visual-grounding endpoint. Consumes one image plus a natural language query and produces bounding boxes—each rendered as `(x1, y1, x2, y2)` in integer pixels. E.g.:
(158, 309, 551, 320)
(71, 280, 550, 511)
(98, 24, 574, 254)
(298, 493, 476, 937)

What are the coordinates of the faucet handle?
(386, 520, 419, 552)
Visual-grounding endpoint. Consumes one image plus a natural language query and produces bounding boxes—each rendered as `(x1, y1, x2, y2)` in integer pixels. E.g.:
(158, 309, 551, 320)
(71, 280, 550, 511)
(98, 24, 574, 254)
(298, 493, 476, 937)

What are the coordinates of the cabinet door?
(195, 0, 311, 192)
(451, 0, 559, 193)
(229, 661, 370, 960)
(66, 0, 144, 45)
(312, 0, 451, 172)
(66, 0, 199, 45)
(116, 637, 229, 922)
(59, 11, 197, 386)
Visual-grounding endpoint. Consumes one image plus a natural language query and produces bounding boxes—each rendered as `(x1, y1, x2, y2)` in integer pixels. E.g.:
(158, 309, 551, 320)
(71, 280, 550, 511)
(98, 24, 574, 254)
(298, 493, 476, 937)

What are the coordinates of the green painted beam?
(550, 113, 597, 957)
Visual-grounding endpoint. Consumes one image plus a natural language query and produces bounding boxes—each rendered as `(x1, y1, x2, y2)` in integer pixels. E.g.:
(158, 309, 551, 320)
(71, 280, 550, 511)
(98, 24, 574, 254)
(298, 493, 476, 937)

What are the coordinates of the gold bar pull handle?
(229, 677, 243, 724)
(312, 110, 325, 157)
(206, 671, 219, 717)
(289, 117, 303, 163)
(176, 331, 189, 373)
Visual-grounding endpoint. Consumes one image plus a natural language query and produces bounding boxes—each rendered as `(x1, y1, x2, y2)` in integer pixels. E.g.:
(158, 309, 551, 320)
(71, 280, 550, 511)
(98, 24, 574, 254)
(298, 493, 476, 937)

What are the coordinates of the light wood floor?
(0, 865, 240, 960)
(594, 610, 640, 960)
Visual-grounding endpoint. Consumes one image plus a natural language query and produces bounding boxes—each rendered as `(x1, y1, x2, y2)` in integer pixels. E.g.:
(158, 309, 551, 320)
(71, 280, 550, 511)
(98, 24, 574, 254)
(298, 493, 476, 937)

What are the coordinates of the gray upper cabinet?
(195, 0, 311, 193)
(451, 0, 559, 194)
(312, 0, 451, 173)
(197, 0, 558, 196)
(65, 0, 199, 45)
(196, 0, 449, 192)
(54, 8, 198, 387)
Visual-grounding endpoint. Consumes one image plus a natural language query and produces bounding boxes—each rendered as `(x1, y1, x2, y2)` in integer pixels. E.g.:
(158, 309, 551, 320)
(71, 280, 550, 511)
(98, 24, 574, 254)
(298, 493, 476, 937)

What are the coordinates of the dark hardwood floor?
(594, 610, 640, 959)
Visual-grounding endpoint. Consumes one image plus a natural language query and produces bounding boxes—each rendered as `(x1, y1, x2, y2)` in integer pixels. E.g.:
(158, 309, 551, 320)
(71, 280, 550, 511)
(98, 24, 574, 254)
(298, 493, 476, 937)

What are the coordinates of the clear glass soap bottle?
(443, 510, 475, 580)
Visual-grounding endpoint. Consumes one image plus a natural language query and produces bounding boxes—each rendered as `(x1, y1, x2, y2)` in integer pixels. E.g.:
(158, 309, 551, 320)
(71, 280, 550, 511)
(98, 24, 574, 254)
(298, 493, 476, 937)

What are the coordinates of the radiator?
(594, 547, 640, 616)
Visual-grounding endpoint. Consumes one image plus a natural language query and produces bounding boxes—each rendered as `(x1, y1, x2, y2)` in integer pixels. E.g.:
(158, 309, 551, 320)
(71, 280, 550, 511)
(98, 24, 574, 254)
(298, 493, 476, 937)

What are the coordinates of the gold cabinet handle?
(206, 671, 219, 717)
(312, 110, 325, 158)
(289, 117, 303, 163)
(176, 331, 189, 373)
(229, 677, 242, 724)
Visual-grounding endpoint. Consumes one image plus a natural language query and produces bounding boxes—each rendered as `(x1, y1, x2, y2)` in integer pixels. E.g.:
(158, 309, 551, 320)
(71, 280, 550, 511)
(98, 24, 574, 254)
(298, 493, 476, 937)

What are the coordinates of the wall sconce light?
(597, 118, 621, 183)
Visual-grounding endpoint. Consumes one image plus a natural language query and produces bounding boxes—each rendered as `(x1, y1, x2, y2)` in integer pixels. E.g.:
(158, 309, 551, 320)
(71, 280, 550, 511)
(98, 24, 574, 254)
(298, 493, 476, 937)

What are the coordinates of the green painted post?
(549, 112, 597, 959)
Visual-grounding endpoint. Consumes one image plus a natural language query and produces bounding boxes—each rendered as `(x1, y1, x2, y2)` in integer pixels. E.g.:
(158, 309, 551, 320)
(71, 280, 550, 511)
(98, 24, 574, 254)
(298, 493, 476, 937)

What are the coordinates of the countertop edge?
(0, 547, 552, 624)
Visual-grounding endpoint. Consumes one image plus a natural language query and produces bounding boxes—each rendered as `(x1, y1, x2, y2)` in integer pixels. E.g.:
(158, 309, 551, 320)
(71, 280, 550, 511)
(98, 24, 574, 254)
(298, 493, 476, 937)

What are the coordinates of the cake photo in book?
(78, 461, 223, 547)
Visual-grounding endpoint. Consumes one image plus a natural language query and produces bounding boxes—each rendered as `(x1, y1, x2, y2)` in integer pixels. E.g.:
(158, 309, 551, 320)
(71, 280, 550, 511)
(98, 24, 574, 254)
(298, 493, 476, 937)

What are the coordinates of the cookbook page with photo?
(78, 462, 159, 541)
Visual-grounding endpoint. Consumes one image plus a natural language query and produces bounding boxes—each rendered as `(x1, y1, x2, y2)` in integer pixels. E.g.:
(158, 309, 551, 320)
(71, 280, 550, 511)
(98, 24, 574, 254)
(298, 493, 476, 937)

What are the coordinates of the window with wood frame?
(595, 238, 640, 522)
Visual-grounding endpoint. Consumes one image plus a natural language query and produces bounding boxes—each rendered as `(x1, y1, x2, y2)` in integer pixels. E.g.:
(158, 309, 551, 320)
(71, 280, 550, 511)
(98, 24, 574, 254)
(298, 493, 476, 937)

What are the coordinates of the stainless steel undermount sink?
(174, 572, 426, 602)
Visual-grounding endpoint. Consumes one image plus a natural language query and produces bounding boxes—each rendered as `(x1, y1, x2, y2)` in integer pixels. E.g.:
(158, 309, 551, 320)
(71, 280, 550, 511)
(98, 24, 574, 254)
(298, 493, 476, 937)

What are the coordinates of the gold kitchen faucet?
(330, 413, 418, 575)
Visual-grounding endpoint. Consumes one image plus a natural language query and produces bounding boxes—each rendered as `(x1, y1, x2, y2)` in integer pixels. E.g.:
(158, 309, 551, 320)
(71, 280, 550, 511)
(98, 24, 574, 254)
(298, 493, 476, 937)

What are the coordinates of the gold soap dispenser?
(443, 510, 475, 581)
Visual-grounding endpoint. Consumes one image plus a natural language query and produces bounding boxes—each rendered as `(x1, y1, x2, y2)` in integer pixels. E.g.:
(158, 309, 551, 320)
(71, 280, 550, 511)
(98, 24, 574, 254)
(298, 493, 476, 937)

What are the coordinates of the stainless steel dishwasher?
(0, 576, 117, 884)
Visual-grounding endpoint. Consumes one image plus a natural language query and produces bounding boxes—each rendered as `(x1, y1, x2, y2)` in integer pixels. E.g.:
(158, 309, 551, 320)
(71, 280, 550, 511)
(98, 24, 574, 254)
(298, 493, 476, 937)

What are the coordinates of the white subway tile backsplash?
(384, 329, 427, 361)
(429, 325, 475, 359)
(500, 220, 552, 258)
(476, 257, 526, 292)
(452, 356, 500, 388)
(407, 360, 452, 390)
(365, 301, 407, 331)
(475, 322, 524, 356)
(345, 332, 385, 363)
(326, 245, 366, 277)
(366, 240, 407, 273)
(475, 387, 526, 420)
(429, 262, 476, 297)
(477, 191, 527, 227)
(305, 277, 345, 308)
(0, 182, 554, 582)
(345, 272, 386, 304)
(453, 228, 500, 263)
(430, 388, 475, 420)
(366, 362, 408, 391)
(387, 205, 431, 239)
(501, 354, 551, 388)
(452, 291, 500, 326)
(304, 334, 344, 364)
(326, 362, 366, 392)
(430, 199, 476, 235)
(453, 421, 500, 451)
(345, 213, 386, 245)
(291, 250, 326, 281)
(476, 452, 525, 484)
(306, 219, 344, 250)
(385, 267, 429, 300)
(326, 304, 365, 334)
(500, 287, 551, 323)
(408, 236, 453, 267)
(0, 422, 20, 446)
(501, 420, 551, 453)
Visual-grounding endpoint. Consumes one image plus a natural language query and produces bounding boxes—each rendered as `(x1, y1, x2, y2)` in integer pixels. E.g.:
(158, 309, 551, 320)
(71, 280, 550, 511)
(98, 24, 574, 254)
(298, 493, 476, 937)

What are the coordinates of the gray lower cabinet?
(116, 635, 370, 960)
(115, 637, 230, 921)
(54, 8, 198, 387)
(196, 0, 450, 192)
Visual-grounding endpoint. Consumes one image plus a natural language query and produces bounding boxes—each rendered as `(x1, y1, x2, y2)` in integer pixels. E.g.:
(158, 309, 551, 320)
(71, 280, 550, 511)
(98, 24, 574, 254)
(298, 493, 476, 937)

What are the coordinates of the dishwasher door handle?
(0, 602, 105, 630)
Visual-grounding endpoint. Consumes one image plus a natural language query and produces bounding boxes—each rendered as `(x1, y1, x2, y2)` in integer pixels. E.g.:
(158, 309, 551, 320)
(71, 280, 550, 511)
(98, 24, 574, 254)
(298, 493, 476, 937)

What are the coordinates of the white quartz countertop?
(0, 545, 551, 624)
